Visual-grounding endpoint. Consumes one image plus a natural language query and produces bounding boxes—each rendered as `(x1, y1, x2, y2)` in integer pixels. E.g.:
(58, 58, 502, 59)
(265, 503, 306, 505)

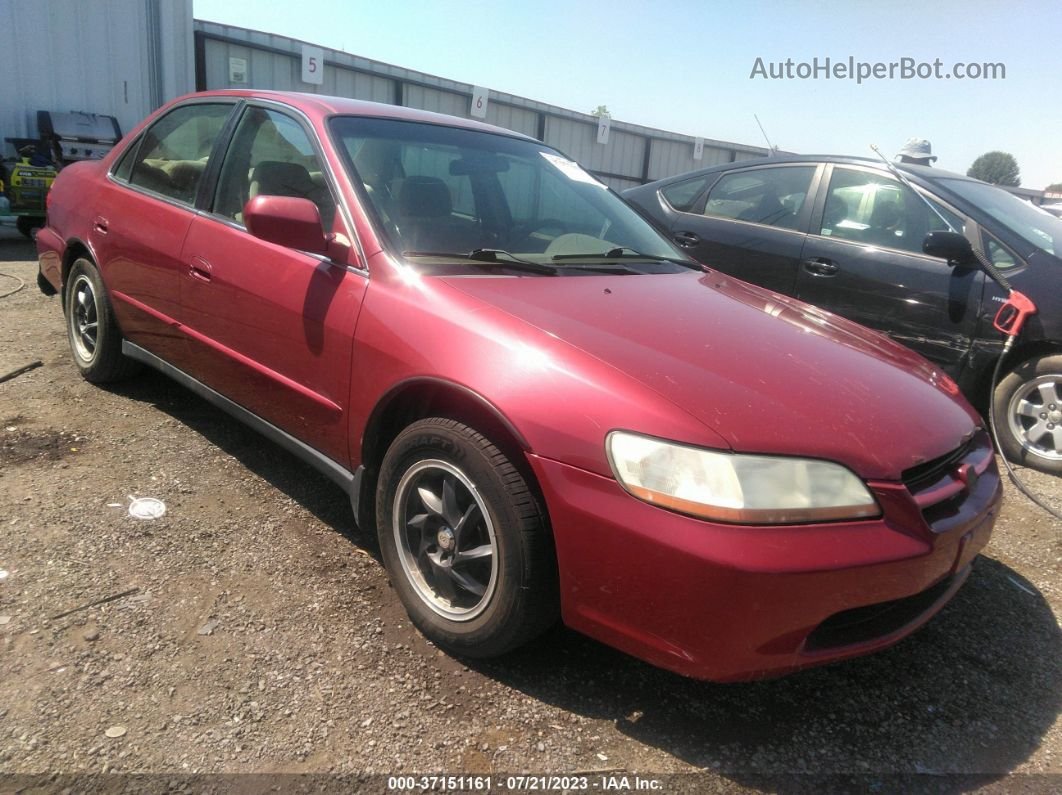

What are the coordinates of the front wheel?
(65, 258, 139, 383)
(992, 353, 1062, 475)
(376, 418, 558, 657)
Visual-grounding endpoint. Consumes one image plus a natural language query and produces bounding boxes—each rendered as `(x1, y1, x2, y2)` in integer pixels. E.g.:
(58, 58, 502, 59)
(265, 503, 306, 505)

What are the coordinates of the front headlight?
(606, 431, 880, 524)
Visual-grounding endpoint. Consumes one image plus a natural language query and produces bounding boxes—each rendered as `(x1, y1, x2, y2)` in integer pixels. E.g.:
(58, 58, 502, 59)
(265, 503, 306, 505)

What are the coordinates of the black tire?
(16, 215, 43, 239)
(992, 353, 1062, 476)
(376, 417, 558, 657)
(64, 258, 140, 383)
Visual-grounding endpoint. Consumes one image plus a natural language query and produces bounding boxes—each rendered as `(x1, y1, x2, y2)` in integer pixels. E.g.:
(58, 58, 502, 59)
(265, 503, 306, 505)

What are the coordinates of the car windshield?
(937, 177, 1062, 256)
(329, 116, 687, 271)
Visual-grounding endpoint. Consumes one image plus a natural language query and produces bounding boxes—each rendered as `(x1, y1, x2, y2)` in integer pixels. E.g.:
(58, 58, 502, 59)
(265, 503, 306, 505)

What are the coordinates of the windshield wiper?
(469, 248, 554, 268)
(552, 247, 701, 269)
(403, 249, 557, 275)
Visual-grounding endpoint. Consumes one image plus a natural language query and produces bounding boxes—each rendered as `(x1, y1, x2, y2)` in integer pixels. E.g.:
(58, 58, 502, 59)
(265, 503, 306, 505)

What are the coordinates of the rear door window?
(703, 166, 815, 230)
(127, 103, 234, 205)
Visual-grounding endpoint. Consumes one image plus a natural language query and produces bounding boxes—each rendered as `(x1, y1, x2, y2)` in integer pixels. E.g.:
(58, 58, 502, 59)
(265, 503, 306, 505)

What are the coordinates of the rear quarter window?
(661, 177, 709, 213)
(111, 135, 141, 182)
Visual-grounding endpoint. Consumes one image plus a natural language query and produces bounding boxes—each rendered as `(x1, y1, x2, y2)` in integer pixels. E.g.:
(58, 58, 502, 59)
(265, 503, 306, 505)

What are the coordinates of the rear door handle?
(802, 257, 839, 276)
(93, 216, 108, 234)
(673, 230, 701, 247)
(188, 256, 213, 282)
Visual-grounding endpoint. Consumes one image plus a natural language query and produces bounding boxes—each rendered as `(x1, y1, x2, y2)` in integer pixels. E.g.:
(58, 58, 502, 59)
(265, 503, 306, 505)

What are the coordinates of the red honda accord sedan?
(36, 90, 1001, 681)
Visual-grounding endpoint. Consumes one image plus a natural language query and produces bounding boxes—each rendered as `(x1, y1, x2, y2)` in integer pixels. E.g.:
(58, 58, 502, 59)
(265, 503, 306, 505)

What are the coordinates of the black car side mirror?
(923, 231, 976, 267)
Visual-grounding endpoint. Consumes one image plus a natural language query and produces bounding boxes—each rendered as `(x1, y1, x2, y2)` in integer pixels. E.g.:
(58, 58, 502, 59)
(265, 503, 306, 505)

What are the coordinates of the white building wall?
(195, 20, 772, 187)
(0, 0, 193, 150)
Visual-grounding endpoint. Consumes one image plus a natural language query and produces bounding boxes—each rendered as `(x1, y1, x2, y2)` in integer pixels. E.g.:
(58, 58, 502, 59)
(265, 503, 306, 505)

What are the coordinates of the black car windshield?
(938, 178, 1062, 257)
(329, 116, 687, 271)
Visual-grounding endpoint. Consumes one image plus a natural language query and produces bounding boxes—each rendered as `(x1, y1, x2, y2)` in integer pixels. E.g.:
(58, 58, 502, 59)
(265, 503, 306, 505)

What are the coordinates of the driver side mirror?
(923, 231, 976, 267)
(244, 195, 330, 254)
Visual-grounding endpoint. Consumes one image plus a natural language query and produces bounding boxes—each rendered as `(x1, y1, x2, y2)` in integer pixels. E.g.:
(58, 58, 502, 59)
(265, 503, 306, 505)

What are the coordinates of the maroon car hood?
(441, 271, 981, 480)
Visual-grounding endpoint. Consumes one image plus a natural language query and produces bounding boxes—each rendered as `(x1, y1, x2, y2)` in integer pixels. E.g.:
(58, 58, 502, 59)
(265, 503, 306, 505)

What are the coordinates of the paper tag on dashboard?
(540, 153, 605, 188)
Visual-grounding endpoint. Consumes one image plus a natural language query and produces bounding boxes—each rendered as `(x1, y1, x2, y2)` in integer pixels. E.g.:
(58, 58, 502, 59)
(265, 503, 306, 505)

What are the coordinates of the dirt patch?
(1, 426, 86, 466)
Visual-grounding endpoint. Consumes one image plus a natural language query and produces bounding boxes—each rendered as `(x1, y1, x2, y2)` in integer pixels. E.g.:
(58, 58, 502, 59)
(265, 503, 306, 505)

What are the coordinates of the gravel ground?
(1, 227, 1060, 793)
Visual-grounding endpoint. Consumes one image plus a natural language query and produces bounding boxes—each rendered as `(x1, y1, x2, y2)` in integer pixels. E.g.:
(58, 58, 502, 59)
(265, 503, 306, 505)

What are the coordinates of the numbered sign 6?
(470, 86, 489, 119)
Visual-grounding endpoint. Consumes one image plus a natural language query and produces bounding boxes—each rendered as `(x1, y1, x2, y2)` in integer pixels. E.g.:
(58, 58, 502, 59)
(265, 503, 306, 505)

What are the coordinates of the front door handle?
(93, 216, 109, 234)
(189, 256, 213, 282)
(673, 230, 701, 247)
(802, 257, 839, 276)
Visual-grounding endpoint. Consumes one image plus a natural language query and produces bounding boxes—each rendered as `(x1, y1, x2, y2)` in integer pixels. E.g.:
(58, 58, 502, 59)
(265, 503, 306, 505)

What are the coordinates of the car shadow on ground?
(103, 368, 365, 548)
(104, 369, 1060, 792)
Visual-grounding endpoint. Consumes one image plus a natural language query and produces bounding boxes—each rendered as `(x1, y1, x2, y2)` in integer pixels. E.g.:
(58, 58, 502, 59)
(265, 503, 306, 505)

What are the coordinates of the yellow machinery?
(1, 144, 57, 238)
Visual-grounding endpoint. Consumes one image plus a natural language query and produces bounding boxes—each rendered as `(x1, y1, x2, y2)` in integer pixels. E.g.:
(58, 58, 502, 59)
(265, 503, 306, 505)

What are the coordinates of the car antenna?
(868, 144, 958, 232)
(871, 144, 1061, 522)
(754, 115, 777, 154)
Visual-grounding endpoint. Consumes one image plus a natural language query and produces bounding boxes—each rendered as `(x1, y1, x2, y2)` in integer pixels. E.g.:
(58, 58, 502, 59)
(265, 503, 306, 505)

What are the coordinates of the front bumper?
(528, 433, 1001, 682)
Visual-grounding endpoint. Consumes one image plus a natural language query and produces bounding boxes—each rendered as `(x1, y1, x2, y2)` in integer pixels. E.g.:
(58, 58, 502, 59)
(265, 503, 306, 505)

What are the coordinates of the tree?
(967, 151, 1021, 187)
(590, 105, 610, 118)
(1045, 182, 1062, 193)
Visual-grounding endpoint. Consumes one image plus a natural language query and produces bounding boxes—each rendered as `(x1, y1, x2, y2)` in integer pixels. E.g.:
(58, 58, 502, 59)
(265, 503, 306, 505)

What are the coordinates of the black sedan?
(624, 156, 1062, 475)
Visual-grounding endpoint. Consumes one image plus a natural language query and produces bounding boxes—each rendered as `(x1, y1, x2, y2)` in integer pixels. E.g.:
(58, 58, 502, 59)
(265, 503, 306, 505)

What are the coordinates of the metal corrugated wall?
(195, 20, 770, 188)
(0, 0, 194, 151)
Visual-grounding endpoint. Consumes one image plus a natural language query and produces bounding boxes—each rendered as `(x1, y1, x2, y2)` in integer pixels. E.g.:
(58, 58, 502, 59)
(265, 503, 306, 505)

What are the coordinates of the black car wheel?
(376, 418, 558, 657)
(65, 258, 139, 383)
(993, 353, 1062, 475)
(16, 215, 44, 240)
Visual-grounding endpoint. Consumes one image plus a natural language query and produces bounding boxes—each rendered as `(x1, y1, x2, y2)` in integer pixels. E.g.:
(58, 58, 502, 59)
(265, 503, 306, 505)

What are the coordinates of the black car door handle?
(673, 231, 701, 247)
(802, 258, 839, 276)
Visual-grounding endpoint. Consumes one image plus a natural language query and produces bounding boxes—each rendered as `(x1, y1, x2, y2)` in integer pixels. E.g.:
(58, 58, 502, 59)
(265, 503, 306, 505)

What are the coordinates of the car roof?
(631, 154, 974, 189)
(172, 89, 540, 142)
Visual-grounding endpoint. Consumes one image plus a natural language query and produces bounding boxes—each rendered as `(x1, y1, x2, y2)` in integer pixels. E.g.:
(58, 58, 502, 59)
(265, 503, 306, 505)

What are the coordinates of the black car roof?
(631, 155, 974, 189)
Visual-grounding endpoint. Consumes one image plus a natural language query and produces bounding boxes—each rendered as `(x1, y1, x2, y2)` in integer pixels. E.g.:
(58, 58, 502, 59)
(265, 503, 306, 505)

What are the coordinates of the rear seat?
(135, 158, 207, 202)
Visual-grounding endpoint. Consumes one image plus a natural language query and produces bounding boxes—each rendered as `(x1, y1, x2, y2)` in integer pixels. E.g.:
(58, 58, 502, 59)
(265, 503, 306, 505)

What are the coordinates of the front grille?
(898, 431, 996, 532)
(805, 572, 960, 651)
(902, 436, 975, 493)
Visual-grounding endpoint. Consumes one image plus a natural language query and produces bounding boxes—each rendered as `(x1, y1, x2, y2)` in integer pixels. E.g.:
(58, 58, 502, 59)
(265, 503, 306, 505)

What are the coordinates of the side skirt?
(122, 341, 366, 524)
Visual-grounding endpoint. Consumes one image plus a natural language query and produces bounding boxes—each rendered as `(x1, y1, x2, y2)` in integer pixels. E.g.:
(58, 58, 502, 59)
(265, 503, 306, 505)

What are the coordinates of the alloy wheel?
(69, 274, 100, 362)
(392, 459, 498, 621)
(1007, 375, 1062, 462)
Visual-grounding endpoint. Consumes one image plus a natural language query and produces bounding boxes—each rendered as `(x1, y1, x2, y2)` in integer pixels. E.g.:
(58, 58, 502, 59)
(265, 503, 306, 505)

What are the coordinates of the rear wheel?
(376, 418, 558, 657)
(65, 258, 139, 383)
(16, 215, 43, 239)
(993, 353, 1062, 475)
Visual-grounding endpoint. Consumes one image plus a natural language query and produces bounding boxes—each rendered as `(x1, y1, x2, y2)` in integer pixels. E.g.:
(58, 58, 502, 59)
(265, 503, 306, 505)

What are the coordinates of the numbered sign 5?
(470, 86, 489, 119)
(693, 137, 704, 161)
(302, 45, 324, 85)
